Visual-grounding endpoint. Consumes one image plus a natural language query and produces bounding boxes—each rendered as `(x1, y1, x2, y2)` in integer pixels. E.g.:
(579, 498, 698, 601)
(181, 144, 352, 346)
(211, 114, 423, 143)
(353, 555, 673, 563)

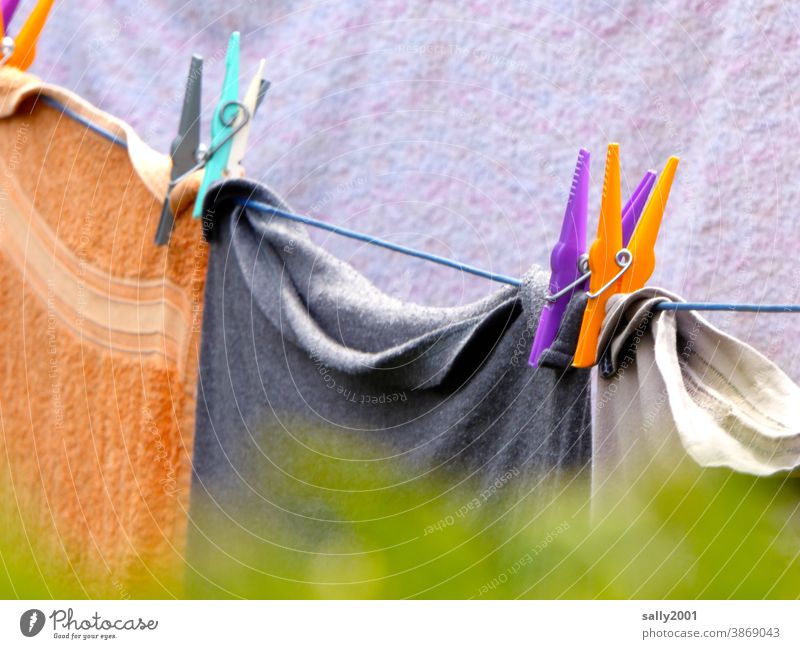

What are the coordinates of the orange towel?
(0, 67, 206, 595)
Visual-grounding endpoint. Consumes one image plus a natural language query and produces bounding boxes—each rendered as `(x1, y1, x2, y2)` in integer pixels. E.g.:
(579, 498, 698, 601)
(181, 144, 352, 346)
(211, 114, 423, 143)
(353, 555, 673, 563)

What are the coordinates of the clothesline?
(40, 95, 800, 314)
(237, 199, 800, 314)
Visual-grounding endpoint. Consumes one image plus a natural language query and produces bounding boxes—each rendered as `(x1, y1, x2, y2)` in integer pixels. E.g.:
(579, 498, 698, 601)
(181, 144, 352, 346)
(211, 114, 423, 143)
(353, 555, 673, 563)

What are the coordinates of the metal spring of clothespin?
(154, 98, 252, 245)
(0, 0, 54, 70)
(544, 173, 655, 305)
(585, 248, 633, 298)
(571, 145, 679, 368)
(156, 32, 269, 245)
(545, 249, 633, 302)
(1, 35, 14, 64)
(528, 152, 657, 368)
(530, 143, 677, 369)
(170, 101, 251, 197)
(544, 254, 591, 304)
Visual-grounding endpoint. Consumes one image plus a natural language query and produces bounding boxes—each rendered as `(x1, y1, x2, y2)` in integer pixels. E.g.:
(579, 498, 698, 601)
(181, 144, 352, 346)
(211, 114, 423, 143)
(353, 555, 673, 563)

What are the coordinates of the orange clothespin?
(572, 145, 679, 368)
(4, 0, 54, 71)
(573, 143, 624, 368)
(619, 156, 679, 294)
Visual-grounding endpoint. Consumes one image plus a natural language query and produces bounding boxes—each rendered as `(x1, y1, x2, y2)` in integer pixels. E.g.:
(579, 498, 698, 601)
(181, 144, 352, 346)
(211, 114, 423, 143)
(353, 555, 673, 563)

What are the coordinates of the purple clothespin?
(621, 170, 656, 245)
(528, 149, 590, 367)
(2, 0, 21, 27)
(528, 154, 657, 367)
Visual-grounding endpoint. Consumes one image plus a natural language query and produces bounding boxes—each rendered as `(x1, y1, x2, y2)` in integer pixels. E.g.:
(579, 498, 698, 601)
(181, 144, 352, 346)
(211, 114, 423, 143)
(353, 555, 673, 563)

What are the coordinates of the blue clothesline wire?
(238, 200, 800, 314)
(41, 96, 129, 149)
(37, 95, 800, 315)
(662, 303, 800, 313)
(234, 198, 524, 287)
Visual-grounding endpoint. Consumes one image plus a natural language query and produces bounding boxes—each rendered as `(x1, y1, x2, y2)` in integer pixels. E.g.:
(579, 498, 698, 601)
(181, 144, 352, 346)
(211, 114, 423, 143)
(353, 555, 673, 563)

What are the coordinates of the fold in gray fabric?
(540, 293, 590, 370)
(187, 180, 591, 596)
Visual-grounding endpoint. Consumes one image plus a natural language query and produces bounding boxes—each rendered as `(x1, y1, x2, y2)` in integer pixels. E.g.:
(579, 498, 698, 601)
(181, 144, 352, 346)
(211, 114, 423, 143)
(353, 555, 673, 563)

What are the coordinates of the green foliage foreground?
(2, 437, 798, 599)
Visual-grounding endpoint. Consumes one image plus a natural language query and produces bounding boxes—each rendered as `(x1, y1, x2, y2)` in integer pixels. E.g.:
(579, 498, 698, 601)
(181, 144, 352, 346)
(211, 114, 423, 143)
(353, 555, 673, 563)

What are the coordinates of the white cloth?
(593, 288, 800, 504)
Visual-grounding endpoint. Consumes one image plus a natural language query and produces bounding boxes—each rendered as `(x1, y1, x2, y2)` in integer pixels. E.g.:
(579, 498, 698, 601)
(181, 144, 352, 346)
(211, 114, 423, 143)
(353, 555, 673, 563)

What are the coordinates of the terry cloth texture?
(592, 288, 800, 507)
(0, 66, 208, 592)
(186, 179, 592, 597)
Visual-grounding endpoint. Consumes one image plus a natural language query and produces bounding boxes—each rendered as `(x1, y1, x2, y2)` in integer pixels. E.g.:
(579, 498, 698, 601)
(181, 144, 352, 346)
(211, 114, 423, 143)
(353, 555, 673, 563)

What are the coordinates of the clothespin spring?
(545, 248, 633, 302)
(0, 36, 14, 65)
(164, 100, 251, 203)
(545, 254, 591, 303)
(586, 248, 633, 298)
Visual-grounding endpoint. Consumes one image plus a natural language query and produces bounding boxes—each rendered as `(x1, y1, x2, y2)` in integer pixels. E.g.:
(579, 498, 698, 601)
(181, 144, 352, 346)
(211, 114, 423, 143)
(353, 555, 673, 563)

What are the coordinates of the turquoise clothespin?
(193, 31, 241, 218)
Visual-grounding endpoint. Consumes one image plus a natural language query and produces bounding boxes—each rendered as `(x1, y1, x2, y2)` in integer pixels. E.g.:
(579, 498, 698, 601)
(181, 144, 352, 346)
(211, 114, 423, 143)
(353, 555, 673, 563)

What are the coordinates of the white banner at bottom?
(0, 600, 797, 647)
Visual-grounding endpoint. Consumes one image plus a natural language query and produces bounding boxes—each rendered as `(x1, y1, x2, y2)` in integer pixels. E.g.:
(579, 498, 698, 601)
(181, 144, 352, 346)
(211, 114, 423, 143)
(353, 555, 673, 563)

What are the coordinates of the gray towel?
(187, 179, 591, 596)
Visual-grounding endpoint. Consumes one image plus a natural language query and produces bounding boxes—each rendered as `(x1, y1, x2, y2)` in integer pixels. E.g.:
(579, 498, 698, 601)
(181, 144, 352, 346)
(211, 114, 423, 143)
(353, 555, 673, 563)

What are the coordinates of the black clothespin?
(154, 55, 203, 246)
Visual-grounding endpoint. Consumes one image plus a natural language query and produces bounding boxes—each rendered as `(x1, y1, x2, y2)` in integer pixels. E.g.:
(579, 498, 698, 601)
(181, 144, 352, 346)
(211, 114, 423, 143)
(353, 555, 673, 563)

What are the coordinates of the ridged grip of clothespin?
(193, 31, 240, 218)
(5, 0, 53, 70)
(528, 165, 657, 367)
(572, 143, 623, 368)
(528, 149, 590, 367)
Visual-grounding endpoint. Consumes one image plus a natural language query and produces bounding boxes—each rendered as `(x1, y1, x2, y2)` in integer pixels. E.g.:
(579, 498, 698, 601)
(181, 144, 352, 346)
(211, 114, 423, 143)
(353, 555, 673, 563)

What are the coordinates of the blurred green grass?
(2, 435, 799, 599)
